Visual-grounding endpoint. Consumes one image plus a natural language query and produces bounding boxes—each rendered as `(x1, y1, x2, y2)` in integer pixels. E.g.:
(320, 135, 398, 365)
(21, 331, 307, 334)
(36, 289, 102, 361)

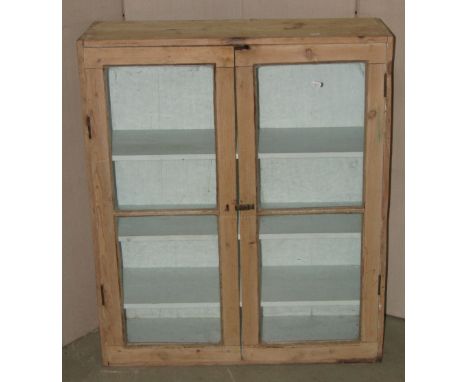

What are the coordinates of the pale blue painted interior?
(108, 65, 214, 131)
(257, 63, 366, 208)
(258, 63, 365, 129)
(259, 214, 362, 342)
(118, 215, 222, 343)
(107, 65, 217, 210)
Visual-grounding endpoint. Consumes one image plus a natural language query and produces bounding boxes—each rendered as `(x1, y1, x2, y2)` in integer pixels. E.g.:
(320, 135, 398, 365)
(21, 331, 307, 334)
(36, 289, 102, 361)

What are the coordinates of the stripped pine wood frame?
(236, 66, 260, 346)
(78, 18, 394, 366)
(235, 40, 392, 363)
(78, 43, 241, 365)
(80, 18, 391, 48)
(377, 34, 395, 359)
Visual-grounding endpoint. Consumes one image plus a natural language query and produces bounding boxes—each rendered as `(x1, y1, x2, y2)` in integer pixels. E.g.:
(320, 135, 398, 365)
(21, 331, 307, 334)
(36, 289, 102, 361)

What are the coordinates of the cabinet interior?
(119, 215, 221, 343)
(259, 214, 361, 342)
(108, 65, 217, 210)
(257, 63, 365, 208)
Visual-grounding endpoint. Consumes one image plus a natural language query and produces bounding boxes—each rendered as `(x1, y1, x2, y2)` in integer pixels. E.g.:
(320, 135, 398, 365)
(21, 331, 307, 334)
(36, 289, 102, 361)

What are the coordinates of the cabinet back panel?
(121, 240, 219, 268)
(126, 317, 221, 343)
(108, 66, 214, 131)
(260, 237, 361, 266)
(114, 159, 216, 208)
(260, 156, 363, 205)
(258, 63, 365, 129)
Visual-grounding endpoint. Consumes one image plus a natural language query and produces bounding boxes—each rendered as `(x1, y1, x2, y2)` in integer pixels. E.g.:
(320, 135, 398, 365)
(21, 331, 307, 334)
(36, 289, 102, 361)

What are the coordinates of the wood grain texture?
(377, 36, 395, 357)
(84, 46, 234, 68)
(75, 38, 108, 354)
(242, 342, 379, 364)
(236, 43, 387, 66)
(359, 0, 405, 321)
(360, 64, 386, 344)
(106, 345, 240, 366)
(215, 66, 241, 345)
(114, 209, 218, 217)
(81, 67, 126, 362)
(236, 66, 260, 346)
(80, 18, 391, 47)
(259, 207, 364, 216)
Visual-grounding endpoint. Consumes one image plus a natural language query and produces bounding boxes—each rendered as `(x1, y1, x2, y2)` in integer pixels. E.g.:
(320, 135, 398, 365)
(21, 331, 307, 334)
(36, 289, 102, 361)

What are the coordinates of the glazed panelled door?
(236, 45, 388, 362)
(82, 46, 240, 364)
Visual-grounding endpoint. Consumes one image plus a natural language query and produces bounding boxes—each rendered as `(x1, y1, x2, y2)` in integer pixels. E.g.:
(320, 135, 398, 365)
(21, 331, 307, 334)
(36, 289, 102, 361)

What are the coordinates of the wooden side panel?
(360, 64, 386, 344)
(76, 39, 108, 355)
(84, 46, 234, 68)
(81, 67, 125, 360)
(360, 0, 405, 322)
(236, 44, 387, 66)
(215, 66, 241, 346)
(236, 66, 260, 346)
(377, 36, 395, 357)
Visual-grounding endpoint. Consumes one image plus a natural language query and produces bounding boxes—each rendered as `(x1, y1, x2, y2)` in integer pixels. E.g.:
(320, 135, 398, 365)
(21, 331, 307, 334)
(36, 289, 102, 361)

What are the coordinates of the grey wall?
(62, 0, 404, 345)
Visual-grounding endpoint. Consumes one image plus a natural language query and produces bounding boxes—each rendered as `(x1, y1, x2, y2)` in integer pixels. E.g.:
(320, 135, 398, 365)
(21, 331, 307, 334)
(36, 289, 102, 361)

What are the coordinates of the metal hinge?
(384, 73, 387, 98)
(377, 275, 382, 296)
(235, 203, 255, 211)
(86, 115, 92, 139)
(100, 284, 105, 306)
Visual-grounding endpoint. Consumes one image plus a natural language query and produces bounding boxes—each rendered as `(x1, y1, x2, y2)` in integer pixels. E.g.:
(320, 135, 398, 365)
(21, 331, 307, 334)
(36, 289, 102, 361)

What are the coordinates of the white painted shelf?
(118, 215, 218, 241)
(123, 267, 220, 306)
(259, 214, 362, 238)
(261, 265, 360, 303)
(118, 203, 217, 211)
(112, 129, 215, 160)
(122, 264, 360, 343)
(260, 264, 361, 342)
(262, 300, 359, 316)
(258, 127, 363, 158)
(123, 266, 358, 308)
(260, 201, 362, 209)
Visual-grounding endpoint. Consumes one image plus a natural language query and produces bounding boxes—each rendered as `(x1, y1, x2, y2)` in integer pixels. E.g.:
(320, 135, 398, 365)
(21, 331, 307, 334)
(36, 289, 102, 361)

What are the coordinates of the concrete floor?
(63, 316, 404, 381)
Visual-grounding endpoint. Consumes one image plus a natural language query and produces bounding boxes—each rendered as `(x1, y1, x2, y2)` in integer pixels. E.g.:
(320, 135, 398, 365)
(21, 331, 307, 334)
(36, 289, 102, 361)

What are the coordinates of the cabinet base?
(103, 342, 380, 366)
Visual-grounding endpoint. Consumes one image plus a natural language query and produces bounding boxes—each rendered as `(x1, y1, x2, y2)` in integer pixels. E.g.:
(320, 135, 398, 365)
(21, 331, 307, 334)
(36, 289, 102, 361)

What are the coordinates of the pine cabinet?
(77, 18, 394, 366)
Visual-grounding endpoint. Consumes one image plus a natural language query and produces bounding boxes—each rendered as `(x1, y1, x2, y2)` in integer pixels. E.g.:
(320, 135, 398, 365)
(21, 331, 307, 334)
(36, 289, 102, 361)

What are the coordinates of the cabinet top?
(79, 18, 393, 47)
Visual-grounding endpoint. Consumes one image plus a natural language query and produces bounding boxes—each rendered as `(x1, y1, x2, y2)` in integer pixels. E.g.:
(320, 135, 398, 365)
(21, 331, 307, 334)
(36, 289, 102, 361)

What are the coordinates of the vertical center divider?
(215, 63, 241, 346)
(236, 65, 261, 346)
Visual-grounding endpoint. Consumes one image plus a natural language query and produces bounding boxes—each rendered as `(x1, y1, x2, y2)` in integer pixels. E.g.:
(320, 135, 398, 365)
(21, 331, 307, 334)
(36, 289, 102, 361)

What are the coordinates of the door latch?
(235, 203, 255, 211)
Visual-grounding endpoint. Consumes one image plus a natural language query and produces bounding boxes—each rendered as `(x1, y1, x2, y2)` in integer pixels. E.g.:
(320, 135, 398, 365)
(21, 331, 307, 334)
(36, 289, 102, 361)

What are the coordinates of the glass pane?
(118, 215, 221, 343)
(107, 65, 216, 210)
(259, 214, 362, 342)
(257, 63, 365, 208)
